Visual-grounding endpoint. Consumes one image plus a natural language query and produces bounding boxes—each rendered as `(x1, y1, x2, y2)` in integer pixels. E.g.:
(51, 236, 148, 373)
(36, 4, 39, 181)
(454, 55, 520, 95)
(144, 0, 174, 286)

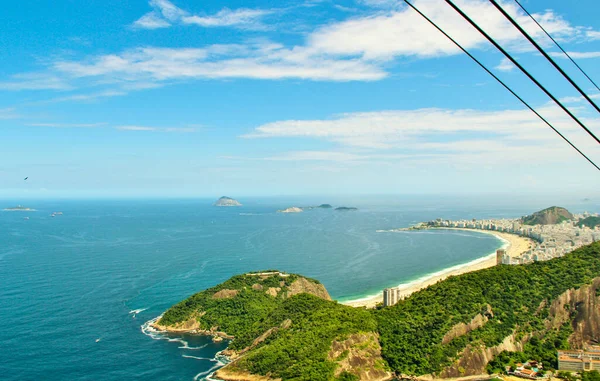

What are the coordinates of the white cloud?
(241, 106, 600, 167)
(52, 45, 385, 82)
(4, 0, 600, 91)
(116, 125, 196, 132)
(133, 12, 171, 29)
(182, 8, 274, 30)
(495, 57, 515, 72)
(306, 0, 596, 60)
(550, 51, 600, 59)
(132, 0, 272, 30)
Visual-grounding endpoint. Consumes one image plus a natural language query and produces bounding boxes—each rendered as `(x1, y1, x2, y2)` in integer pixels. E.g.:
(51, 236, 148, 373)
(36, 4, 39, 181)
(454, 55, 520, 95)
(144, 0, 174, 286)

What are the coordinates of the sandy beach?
(342, 228, 535, 309)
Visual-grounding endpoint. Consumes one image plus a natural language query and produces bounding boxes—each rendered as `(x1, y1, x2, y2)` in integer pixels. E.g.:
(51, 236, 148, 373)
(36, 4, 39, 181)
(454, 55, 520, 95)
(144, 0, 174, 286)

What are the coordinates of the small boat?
(95, 338, 101, 343)
(23, 217, 29, 220)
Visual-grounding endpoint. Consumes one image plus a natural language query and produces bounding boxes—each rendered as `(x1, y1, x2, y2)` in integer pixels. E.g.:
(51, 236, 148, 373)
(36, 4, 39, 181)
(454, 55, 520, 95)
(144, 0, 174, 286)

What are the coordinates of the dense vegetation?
(231, 294, 378, 380)
(159, 272, 316, 349)
(377, 242, 600, 375)
(159, 243, 600, 380)
(578, 216, 600, 229)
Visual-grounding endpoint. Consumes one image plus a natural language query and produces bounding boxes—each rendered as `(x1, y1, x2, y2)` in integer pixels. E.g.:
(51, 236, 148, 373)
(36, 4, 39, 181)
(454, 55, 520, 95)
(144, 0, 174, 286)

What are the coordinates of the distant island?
(335, 206, 358, 211)
(214, 196, 242, 207)
(521, 206, 573, 225)
(151, 243, 600, 380)
(277, 207, 303, 213)
(318, 204, 332, 208)
(3, 205, 35, 211)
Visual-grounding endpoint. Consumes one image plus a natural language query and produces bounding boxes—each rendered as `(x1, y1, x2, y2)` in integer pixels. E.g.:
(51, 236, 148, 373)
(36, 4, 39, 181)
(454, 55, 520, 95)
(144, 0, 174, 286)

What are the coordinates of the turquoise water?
(0, 197, 591, 380)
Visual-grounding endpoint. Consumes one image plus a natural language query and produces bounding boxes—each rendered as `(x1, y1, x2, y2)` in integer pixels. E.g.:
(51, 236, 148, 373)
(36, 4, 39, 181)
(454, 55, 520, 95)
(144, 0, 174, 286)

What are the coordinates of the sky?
(1, 0, 600, 198)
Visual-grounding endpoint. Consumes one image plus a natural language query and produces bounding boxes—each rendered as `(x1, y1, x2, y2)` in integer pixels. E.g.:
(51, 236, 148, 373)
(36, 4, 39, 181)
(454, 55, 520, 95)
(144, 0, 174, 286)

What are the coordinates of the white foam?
(179, 343, 208, 350)
(193, 363, 224, 381)
(182, 355, 218, 362)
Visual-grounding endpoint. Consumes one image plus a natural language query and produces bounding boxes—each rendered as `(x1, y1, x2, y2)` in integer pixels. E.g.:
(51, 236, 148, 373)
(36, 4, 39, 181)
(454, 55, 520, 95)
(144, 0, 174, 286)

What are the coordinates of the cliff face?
(439, 333, 527, 378)
(439, 278, 600, 378)
(287, 277, 331, 300)
(546, 277, 600, 348)
(521, 206, 573, 225)
(328, 333, 393, 381)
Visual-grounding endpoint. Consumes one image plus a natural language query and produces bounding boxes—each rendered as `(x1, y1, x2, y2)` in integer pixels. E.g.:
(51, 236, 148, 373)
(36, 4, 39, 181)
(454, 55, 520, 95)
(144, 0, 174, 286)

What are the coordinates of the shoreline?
(342, 228, 535, 309)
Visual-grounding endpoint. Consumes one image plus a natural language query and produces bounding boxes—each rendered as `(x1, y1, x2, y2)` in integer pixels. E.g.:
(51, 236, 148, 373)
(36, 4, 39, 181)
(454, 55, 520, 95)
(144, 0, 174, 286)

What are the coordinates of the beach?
(342, 228, 535, 308)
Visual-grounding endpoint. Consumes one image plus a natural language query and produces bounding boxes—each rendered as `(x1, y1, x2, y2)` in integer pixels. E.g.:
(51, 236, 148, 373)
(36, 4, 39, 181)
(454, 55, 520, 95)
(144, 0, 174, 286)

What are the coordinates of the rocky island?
(151, 243, 600, 380)
(277, 207, 303, 213)
(335, 206, 358, 211)
(214, 196, 242, 207)
(3, 205, 35, 211)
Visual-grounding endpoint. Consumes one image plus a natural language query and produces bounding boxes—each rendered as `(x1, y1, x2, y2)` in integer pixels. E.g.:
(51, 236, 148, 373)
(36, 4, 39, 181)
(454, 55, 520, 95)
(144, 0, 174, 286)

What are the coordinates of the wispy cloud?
(0, 73, 72, 91)
(3, 0, 600, 94)
(495, 57, 515, 72)
(133, 12, 171, 29)
(241, 106, 600, 167)
(116, 125, 196, 132)
(0, 107, 18, 119)
(132, 0, 273, 31)
(550, 51, 600, 59)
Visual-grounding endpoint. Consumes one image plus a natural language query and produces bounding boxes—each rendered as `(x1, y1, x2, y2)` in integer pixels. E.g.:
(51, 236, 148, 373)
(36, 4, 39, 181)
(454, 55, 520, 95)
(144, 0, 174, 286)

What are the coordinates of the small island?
(214, 196, 242, 207)
(318, 204, 333, 208)
(3, 205, 35, 212)
(277, 207, 303, 213)
(335, 206, 358, 211)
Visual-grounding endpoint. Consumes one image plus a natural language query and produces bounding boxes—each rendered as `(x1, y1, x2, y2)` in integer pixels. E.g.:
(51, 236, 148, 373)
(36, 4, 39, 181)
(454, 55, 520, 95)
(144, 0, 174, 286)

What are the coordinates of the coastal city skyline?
(2, 0, 600, 198)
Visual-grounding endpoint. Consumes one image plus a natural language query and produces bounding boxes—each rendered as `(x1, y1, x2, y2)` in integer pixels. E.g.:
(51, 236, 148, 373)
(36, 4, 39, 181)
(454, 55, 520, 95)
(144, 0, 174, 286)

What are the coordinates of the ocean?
(1, 196, 596, 380)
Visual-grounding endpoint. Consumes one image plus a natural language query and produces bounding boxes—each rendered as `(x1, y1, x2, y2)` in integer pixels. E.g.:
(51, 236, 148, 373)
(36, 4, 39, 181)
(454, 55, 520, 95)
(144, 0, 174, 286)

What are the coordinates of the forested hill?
(156, 243, 600, 380)
(521, 206, 574, 225)
(377, 241, 600, 377)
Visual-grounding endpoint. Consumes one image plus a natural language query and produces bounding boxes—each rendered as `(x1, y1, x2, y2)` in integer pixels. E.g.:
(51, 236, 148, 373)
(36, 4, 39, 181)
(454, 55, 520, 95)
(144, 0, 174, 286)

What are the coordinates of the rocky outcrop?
(213, 289, 239, 299)
(440, 333, 527, 378)
(546, 277, 600, 348)
(287, 277, 331, 300)
(214, 368, 280, 381)
(442, 314, 489, 345)
(328, 332, 393, 381)
(521, 206, 573, 225)
(440, 279, 600, 378)
(215, 196, 242, 207)
(277, 207, 303, 213)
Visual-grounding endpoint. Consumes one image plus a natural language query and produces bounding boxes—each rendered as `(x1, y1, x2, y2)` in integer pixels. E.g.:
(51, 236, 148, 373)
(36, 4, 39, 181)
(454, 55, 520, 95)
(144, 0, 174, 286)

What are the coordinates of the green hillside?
(578, 216, 600, 229)
(157, 242, 600, 380)
(521, 206, 573, 225)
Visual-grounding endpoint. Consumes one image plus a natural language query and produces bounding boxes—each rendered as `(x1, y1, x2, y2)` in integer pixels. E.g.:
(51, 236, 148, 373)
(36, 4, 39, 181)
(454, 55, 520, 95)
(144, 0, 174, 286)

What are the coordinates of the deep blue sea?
(1, 196, 597, 380)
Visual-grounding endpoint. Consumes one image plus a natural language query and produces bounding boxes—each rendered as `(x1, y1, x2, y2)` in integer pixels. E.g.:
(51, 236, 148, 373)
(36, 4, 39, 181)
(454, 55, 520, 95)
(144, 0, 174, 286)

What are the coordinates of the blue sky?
(1, 0, 600, 198)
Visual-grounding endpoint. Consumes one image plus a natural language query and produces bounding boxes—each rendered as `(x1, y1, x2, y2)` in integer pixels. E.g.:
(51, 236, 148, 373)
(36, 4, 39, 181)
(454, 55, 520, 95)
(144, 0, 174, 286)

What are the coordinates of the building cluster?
(507, 360, 544, 379)
(425, 213, 600, 265)
(383, 287, 409, 307)
(558, 346, 600, 372)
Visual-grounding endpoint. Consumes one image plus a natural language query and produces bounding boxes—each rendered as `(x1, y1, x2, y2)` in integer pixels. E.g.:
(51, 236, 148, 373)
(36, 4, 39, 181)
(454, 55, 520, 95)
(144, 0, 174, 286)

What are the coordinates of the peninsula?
(214, 196, 242, 207)
(151, 243, 600, 381)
